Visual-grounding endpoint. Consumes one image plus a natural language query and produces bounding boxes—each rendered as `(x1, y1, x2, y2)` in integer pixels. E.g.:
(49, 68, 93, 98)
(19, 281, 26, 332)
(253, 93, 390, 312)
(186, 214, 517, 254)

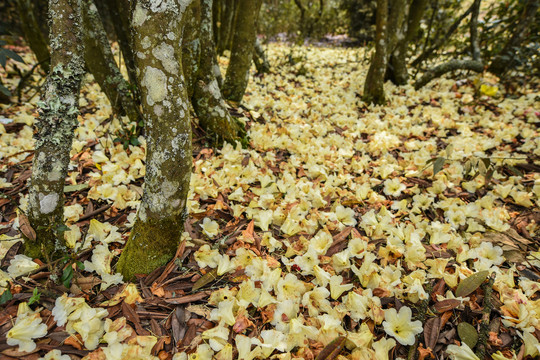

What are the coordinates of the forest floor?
(0, 43, 539, 360)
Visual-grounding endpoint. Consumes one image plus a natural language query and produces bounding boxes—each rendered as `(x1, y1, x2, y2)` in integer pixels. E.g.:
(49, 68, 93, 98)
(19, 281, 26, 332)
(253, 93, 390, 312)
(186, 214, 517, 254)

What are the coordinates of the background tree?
(362, 0, 387, 105)
(25, 0, 85, 259)
(222, 0, 263, 102)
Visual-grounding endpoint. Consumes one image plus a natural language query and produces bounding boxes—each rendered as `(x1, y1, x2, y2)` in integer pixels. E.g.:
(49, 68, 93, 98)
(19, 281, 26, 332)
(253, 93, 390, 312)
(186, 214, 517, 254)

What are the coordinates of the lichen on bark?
(26, 0, 85, 259)
(116, 0, 193, 280)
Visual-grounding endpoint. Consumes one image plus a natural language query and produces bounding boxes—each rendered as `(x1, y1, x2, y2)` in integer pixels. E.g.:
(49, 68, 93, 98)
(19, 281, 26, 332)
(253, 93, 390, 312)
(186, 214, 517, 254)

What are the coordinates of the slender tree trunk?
(25, 0, 85, 259)
(217, 0, 236, 54)
(488, 0, 539, 76)
(14, 0, 50, 73)
(469, 0, 482, 63)
(389, 0, 427, 85)
(253, 38, 270, 74)
(363, 0, 388, 105)
(81, 0, 140, 124)
(193, 0, 245, 143)
(222, 0, 262, 103)
(106, 0, 140, 101)
(182, 1, 202, 99)
(386, 0, 410, 84)
(116, 0, 193, 281)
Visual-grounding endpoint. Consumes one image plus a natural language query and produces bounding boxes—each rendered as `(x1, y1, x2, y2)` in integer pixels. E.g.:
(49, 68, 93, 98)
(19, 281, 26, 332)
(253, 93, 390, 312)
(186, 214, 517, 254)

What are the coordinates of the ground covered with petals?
(0, 43, 539, 360)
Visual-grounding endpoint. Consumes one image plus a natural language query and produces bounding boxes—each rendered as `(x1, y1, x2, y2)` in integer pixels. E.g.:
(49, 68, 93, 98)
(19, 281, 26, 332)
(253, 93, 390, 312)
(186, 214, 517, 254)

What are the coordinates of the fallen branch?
(414, 60, 483, 89)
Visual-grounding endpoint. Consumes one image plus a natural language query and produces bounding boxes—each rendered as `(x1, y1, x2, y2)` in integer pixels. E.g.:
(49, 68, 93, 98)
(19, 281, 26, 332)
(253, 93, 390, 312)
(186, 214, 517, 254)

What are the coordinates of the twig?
(77, 204, 112, 222)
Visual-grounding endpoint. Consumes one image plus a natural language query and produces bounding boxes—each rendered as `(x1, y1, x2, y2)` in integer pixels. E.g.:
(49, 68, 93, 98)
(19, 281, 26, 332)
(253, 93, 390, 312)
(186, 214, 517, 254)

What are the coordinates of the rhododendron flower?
(7, 254, 39, 278)
(384, 178, 406, 197)
(7, 303, 47, 352)
(39, 349, 71, 360)
(372, 337, 397, 360)
(329, 275, 353, 299)
(382, 306, 423, 345)
(194, 244, 220, 268)
(446, 342, 480, 360)
(200, 217, 219, 238)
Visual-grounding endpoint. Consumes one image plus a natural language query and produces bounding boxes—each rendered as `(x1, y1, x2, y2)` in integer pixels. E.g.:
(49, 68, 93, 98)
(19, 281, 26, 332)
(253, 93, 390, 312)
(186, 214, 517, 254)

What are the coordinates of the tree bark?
(363, 0, 388, 105)
(81, 0, 140, 124)
(193, 0, 245, 143)
(116, 0, 193, 281)
(26, 0, 85, 259)
(14, 0, 50, 73)
(386, 0, 410, 85)
(182, 1, 202, 99)
(106, 0, 140, 101)
(469, 0, 482, 63)
(253, 37, 270, 74)
(488, 0, 539, 76)
(388, 0, 427, 85)
(414, 59, 483, 89)
(222, 0, 262, 103)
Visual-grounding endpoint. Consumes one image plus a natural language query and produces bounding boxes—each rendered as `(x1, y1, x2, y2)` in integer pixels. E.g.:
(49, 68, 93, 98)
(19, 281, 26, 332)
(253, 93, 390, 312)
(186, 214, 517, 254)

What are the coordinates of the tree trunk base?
(116, 217, 183, 281)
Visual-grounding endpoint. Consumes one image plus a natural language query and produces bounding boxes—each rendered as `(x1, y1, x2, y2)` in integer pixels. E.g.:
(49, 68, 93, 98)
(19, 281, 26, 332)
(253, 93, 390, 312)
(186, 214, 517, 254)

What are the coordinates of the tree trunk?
(386, 0, 410, 84)
(182, 1, 202, 99)
(469, 0, 482, 63)
(388, 0, 427, 85)
(81, 0, 140, 124)
(488, 0, 539, 76)
(217, 0, 236, 54)
(106, 0, 140, 101)
(253, 38, 270, 74)
(14, 0, 50, 73)
(363, 0, 388, 105)
(116, 0, 193, 281)
(193, 0, 245, 143)
(222, 0, 262, 103)
(25, 0, 85, 259)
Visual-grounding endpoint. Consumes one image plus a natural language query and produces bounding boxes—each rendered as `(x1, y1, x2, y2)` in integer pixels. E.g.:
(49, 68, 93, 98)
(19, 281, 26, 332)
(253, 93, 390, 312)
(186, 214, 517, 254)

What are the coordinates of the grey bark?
(26, 0, 85, 259)
(469, 0, 482, 63)
(117, 0, 193, 280)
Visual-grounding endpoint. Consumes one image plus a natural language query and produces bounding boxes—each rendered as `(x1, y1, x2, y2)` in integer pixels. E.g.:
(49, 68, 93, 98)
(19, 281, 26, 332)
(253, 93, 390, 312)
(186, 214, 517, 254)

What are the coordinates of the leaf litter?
(0, 43, 539, 359)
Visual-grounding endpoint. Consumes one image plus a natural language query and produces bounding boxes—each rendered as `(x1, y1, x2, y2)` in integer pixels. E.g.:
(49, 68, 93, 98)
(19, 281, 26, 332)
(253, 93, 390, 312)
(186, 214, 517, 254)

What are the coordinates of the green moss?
(116, 216, 183, 281)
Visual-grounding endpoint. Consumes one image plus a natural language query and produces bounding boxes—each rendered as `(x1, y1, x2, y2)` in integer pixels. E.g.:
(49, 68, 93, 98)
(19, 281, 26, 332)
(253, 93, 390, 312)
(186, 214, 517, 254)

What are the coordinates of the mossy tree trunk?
(81, 0, 140, 124)
(116, 0, 193, 281)
(182, 1, 202, 99)
(193, 0, 245, 143)
(222, 0, 262, 103)
(215, 0, 237, 55)
(25, 0, 85, 259)
(363, 0, 388, 105)
(14, 0, 50, 73)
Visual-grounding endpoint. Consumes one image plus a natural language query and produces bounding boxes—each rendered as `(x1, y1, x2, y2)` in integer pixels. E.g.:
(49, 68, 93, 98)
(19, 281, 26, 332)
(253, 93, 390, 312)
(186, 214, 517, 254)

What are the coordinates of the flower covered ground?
(0, 43, 539, 360)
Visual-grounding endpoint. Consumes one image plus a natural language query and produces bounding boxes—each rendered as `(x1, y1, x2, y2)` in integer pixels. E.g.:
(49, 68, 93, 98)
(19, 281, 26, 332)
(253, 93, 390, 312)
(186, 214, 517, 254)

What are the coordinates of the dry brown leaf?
(424, 317, 441, 350)
(18, 212, 36, 241)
